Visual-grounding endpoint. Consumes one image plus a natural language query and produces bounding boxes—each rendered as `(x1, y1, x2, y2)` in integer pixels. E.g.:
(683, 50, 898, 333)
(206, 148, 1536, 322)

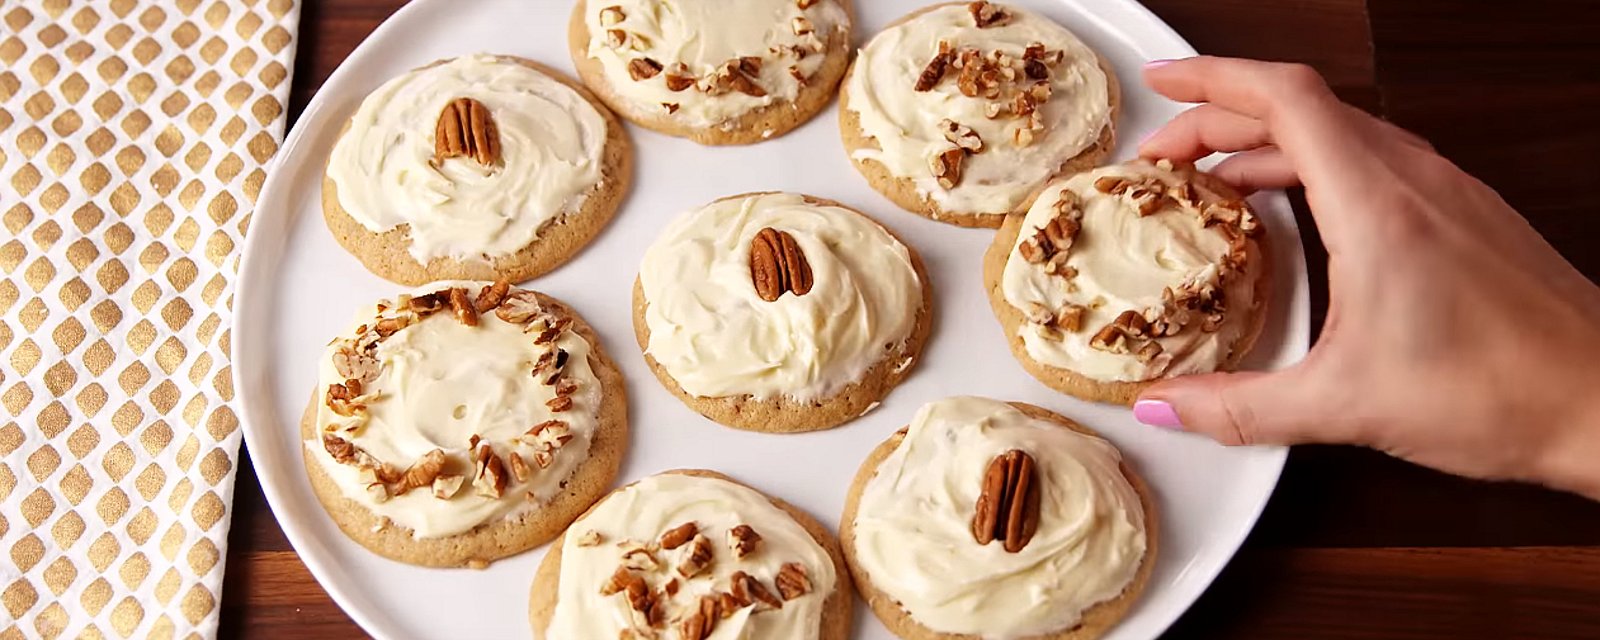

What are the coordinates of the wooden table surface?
(221, 0, 1600, 637)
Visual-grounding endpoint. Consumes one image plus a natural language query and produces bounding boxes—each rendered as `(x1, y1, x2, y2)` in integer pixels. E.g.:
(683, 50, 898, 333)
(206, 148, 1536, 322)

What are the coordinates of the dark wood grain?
(223, 0, 1600, 637)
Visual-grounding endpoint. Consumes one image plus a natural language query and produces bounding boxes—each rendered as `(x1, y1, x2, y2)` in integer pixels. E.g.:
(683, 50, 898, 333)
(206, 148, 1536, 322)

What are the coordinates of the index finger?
(1142, 56, 1336, 123)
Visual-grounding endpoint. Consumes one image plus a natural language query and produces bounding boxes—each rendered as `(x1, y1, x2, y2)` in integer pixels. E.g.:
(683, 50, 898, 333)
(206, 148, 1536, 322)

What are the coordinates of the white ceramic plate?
(234, 0, 1309, 637)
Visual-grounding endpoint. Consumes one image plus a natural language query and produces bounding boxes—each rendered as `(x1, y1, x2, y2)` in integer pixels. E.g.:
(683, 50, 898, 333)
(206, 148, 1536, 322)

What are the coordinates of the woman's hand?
(1130, 56, 1600, 500)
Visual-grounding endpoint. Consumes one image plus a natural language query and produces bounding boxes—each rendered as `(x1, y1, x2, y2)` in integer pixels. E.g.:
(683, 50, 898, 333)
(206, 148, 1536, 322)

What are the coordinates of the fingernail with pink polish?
(1134, 400, 1184, 430)
(1144, 59, 1175, 70)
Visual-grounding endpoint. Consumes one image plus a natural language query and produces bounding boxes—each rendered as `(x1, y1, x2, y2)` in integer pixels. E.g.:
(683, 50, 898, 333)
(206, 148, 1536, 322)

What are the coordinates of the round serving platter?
(234, 0, 1310, 637)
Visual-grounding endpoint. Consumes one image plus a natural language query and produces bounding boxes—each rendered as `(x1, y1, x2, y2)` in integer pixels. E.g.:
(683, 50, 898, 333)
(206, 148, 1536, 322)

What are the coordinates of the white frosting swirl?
(582, 0, 849, 128)
(1001, 163, 1265, 381)
(639, 193, 921, 402)
(846, 3, 1113, 216)
(304, 283, 604, 538)
(326, 55, 609, 261)
(852, 397, 1147, 638)
(544, 474, 838, 639)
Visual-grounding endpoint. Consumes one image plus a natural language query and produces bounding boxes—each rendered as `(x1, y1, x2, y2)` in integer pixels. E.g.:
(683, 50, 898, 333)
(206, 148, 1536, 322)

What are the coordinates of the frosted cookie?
(983, 159, 1272, 405)
(568, 0, 853, 145)
(842, 397, 1156, 639)
(840, 1, 1119, 227)
(300, 282, 627, 567)
(529, 470, 853, 640)
(323, 54, 632, 285)
(633, 192, 931, 433)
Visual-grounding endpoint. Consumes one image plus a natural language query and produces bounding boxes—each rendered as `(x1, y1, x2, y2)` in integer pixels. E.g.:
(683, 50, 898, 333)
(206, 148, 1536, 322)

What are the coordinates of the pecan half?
(972, 449, 1041, 553)
(749, 227, 814, 302)
(659, 522, 698, 550)
(775, 563, 811, 600)
(969, 1, 1010, 27)
(434, 97, 501, 167)
(728, 524, 761, 558)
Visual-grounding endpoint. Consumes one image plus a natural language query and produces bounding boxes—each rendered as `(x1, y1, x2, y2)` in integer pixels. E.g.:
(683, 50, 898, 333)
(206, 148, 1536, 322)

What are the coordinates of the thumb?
(1133, 368, 1351, 446)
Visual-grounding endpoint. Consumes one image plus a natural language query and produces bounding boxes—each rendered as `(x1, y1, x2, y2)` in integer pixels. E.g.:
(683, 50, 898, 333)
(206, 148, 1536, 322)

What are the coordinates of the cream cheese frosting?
(846, 3, 1113, 216)
(582, 0, 849, 128)
(851, 396, 1146, 638)
(544, 473, 838, 639)
(326, 54, 609, 262)
(1001, 162, 1266, 382)
(304, 282, 604, 538)
(638, 192, 921, 402)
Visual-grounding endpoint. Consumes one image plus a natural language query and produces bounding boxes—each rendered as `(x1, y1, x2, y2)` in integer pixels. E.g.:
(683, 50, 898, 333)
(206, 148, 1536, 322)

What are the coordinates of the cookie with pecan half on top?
(841, 396, 1157, 639)
(633, 192, 932, 433)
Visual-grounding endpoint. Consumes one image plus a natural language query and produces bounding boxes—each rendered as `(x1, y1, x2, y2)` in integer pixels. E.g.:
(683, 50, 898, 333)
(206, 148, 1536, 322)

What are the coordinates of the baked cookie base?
(631, 193, 935, 433)
(840, 402, 1160, 640)
(299, 293, 628, 568)
(321, 56, 633, 286)
(567, 0, 856, 146)
(982, 169, 1273, 406)
(527, 469, 855, 640)
(837, 2, 1120, 228)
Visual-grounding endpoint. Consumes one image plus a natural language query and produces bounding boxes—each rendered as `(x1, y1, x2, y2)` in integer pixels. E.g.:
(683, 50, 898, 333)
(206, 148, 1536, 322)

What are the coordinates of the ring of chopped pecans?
(319, 282, 586, 503)
(595, 1, 829, 109)
(1016, 160, 1262, 360)
(591, 520, 816, 638)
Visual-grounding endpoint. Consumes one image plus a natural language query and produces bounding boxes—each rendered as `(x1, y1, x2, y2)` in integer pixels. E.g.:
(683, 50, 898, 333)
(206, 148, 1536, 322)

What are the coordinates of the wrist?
(1537, 381, 1600, 501)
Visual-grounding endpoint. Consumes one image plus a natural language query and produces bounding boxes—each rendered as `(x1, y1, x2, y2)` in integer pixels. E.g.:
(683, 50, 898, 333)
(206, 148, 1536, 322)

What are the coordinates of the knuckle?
(1217, 385, 1263, 446)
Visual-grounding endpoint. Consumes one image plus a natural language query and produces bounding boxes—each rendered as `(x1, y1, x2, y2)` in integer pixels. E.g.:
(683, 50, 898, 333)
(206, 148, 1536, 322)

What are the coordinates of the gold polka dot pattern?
(0, 0, 297, 637)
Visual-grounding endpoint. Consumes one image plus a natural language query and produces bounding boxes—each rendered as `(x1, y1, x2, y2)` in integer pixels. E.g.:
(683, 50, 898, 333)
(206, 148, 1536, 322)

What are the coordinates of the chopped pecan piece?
(791, 16, 813, 35)
(797, 0, 818, 7)
(326, 379, 365, 417)
(930, 146, 966, 190)
(448, 287, 478, 326)
(968, 1, 1010, 27)
(659, 522, 698, 550)
(775, 563, 811, 600)
(601, 565, 643, 596)
(972, 449, 1040, 552)
(663, 62, 695, 91)
(322, 434, 358, 464)
(1094, 176, 1132, 194)
(676, 534, 715, 578)
(940, 119, 983, 152)
(434, 97, 501, 167)
(390, 448, 446, 496)
(1056, 304, 1086, 332)
(604, 28, 627, 48)
(496, 290, 544, 324)
(431, 474, 464, 499)
(728, 524, 762, 558)
(729, 571, 783, 611)
(598, 5, 625, 25)
(749, 227, 814, 302)
(628, 57, 663, 81)
(621, 547, 660, 572)
(914, 50, 953, 92)
(507, 451, 530, 483)
(474, 281, 510, 312)
(547, 395, 573, 412)
(470, 441, 508, 498)
(577, 530, 604, 547)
